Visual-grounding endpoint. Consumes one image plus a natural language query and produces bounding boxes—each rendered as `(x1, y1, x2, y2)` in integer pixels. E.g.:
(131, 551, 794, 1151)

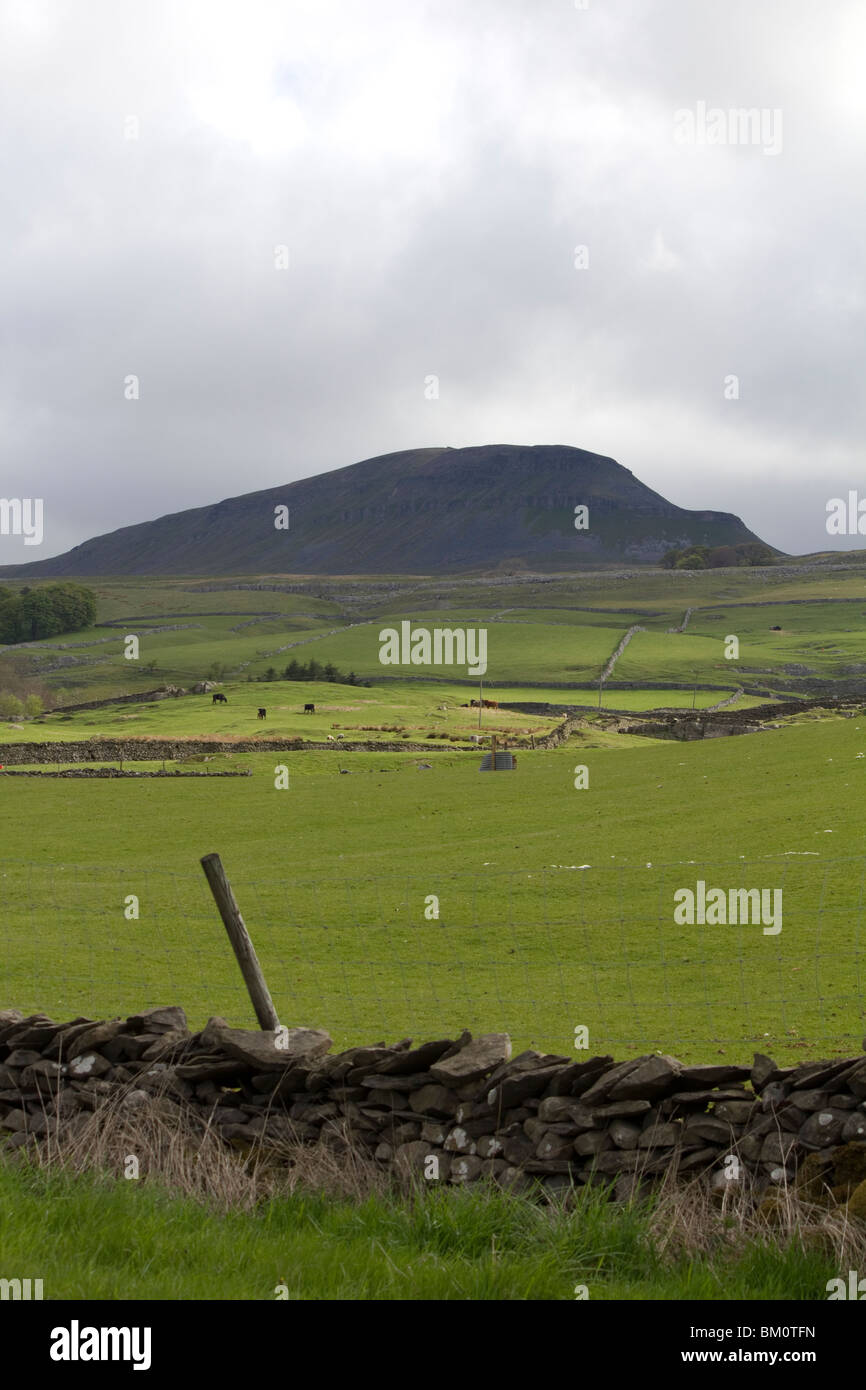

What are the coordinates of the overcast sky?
(1, 0, 863, 563)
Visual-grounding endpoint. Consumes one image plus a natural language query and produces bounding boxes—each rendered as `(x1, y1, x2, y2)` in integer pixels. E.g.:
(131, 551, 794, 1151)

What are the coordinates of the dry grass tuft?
(24, 1080, 388, 1212)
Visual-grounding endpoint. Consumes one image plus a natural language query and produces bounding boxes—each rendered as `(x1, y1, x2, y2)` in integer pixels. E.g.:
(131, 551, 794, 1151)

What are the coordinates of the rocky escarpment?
(3, 1007, 866, 1211)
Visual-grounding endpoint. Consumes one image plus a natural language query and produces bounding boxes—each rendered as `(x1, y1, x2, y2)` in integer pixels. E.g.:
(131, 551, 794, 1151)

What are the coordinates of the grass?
(0, 1153, 847, 1301)
(2, 708, 866, 1060)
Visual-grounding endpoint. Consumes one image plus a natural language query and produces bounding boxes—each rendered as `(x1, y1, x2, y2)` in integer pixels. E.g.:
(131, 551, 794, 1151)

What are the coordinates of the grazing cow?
(482, 698, 498, 709)
(257, 708, 267, 720)
(212, 692, 227, 704)
(336, 734, 344, 740)
(304, 703, 315, 714)
(327, 735, 336, 742)
(469, 699, 480, 708)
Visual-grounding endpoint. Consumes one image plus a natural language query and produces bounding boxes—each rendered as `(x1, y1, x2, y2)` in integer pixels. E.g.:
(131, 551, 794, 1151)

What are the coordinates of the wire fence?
(2, 855, 865, 1063)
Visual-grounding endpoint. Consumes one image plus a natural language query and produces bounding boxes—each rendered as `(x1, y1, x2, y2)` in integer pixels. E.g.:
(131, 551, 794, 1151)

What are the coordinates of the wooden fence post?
(200, 852, 280, 1030)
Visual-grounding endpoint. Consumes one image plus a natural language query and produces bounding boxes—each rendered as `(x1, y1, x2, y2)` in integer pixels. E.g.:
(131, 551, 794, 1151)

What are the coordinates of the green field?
(3, 563, 866, 1305)
(4, 567, 866, 703)
(2, 703, 865, 1063)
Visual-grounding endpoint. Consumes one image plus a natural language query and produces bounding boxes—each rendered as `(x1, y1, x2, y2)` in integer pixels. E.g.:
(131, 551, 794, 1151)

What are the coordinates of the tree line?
(0, 583, 97, 644)
(249, 657, 371, 686)
(660, 542, 776, 571)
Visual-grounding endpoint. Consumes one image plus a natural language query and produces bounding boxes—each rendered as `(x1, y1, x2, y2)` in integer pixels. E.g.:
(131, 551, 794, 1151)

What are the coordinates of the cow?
(304, 703, 315, 714)
(212, 692, 227, 704)
(327, 735, 336, 742)
(482, 698, 498, 709)
(257, 708, 267, 720)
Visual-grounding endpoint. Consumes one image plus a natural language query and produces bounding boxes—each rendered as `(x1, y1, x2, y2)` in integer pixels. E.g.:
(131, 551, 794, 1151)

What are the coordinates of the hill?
(1, 444, 770, 577)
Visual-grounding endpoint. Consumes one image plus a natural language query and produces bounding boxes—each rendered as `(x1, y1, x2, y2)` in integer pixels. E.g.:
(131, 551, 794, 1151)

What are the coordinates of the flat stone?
(126, 1006, 188, 1034)
(20, 1059, 66, 1085)
(200, 1016, 332, 1071)
(579, 1058, 644, 1106)
(449, 1154, 483, 1183)
(837, 1061, 866, 1099)
(662, 1087, 752, 1110)
(842, 1112, 866, 1143)
(791, 1058, 861, 1092)
(476, 1133, 505, 1159)
(609, 1119, 642, 1150)
(565, 1056, 617, 1096)
(4, 1050, 44, 1069)
(502, 1132, 535, 1166)
(751, 1053, 782, 1093)
(42, 1018, 98, 1059)
(176, 1056, 249, 1082)
(394, 1140, 435, 1175)
(636, 1122, 680, 1149)
(678, 1146, 720, 1172)
(488, 1063, 570, 1110)
(421, 1120, 448, 1145)
(760, 1131, 798, 1164)
(408, 1083, 458, 1118)
(65, 1020, 125, 1059)
(536, 1096, 595, 1129)
(799, 1110, 848, 1149)
(372, 1039, 454, 1076)
(683, 1115, 737, 1144)
(590, 1099, 652, 1122)
(536, 1131, 575, 1161)
(364, 1088, 408, 1110)
(589, 1149, 642, 1174)
(430, 1034, 511, 1087)
(443, 1126, 476, 1154)
(358, 1072, 431, 1091)
(574, 1130, 609, 1157)
(676, 1064, 751, 1088)
(607, 1054, 683, 1102)
(713, 1101, 756, 1124)
(5, 1019, 64, 1049)
(0, 1109, 28, 1131)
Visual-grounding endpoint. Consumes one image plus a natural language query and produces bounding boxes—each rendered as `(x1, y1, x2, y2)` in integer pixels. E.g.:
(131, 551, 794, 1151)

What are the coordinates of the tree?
(0, 692, 24, 718)
(24, 694, 43, 717)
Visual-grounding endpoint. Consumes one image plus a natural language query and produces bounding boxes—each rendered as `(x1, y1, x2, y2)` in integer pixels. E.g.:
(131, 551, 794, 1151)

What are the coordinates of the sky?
(0, 0, 864, 563)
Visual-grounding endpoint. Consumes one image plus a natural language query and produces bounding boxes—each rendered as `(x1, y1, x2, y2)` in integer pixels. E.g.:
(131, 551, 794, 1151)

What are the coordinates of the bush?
(0, 692, 24, 718)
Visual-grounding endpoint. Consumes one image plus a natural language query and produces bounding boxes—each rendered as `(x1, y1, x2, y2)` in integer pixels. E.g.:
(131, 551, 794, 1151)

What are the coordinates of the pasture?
(2, 707, 865, 1064)
(5, 565, 866, 705)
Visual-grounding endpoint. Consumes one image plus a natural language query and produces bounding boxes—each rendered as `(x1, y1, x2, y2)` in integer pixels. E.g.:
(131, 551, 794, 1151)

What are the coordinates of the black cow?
(212, 692, 228, 704)
(258, 708, 267, 719)
(304, 703, 315, 714)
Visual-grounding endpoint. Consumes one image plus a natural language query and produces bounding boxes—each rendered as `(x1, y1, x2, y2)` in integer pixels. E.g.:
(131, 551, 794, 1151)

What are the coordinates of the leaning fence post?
(200, 852, 280, 1030)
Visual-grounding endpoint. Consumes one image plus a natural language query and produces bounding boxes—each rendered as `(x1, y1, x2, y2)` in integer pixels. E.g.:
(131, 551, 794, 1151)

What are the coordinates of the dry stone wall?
(3, 1007, 866, 1208)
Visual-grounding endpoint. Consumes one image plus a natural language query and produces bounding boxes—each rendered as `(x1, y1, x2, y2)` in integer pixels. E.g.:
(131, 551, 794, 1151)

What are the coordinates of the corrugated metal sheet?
(479, 752, 516, 771)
